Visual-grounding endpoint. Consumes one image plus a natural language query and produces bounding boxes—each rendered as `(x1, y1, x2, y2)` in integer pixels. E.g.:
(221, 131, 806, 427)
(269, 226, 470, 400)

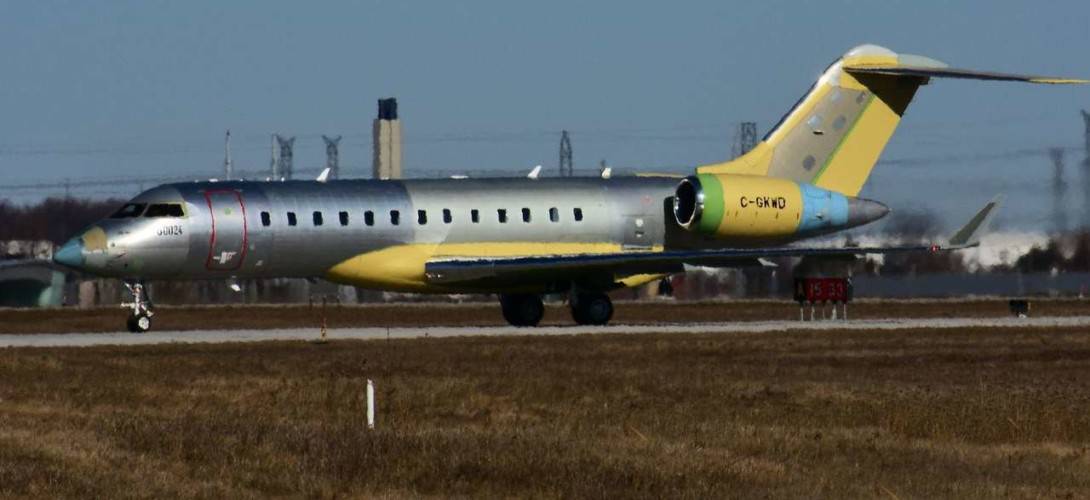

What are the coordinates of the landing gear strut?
(499, 294, 544, 327)
(571, 292, 613, 326)
(122, 281, 154, 333)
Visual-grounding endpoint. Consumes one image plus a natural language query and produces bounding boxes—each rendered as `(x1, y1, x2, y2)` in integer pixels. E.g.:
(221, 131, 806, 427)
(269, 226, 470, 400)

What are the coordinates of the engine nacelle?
(673, 174, 889, 239)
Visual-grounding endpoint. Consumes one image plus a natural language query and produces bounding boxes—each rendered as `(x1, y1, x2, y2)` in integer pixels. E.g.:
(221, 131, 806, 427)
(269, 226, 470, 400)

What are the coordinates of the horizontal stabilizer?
(844, 66, 1088, 85)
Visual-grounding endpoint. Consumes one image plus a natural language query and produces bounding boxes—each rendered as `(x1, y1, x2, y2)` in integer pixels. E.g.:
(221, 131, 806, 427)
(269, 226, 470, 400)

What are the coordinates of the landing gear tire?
(127, 313, 152, 333)
(500, 294, 544, 327)
(571, 292, 613, 326)
(122, 281, 155, 333)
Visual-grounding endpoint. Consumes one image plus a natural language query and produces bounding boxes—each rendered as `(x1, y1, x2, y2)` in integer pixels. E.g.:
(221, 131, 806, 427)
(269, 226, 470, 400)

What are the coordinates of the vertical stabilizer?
(697, 45, 1085, 196)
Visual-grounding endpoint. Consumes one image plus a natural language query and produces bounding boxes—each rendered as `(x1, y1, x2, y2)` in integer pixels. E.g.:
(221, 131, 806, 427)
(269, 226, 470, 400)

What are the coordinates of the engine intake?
(673, 176, 703, 229)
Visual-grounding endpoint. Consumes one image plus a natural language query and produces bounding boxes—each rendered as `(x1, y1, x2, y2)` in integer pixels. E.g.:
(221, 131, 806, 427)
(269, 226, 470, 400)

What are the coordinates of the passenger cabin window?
(260, 211, 271, 227)
(364, 211, 374, 226)
(313, 211, 324, 226)
(497, 209, 508, 223)
(573, 208, 584, 221)
(145, 203, 184, 218)
(443, 209, 452, 224)
(110, 203, 146, 218)
(418, 209, 427, 225)
(339, 211, 349, 226)
(287, 212, 297, 226)
(549, 207, 559, 222)
(390, 210, 400, 225)
(521, 208, 531, 223)
(471, 209, 480, 223)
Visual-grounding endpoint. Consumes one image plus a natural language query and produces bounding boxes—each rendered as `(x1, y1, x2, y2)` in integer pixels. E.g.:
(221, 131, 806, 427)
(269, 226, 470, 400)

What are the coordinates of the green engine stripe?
(696, 173, 726, 233)
(810, 94, 875, 185)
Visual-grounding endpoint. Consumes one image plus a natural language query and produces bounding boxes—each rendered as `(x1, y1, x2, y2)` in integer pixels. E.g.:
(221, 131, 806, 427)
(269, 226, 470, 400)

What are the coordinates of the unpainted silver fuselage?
(56, 176, 869, 293)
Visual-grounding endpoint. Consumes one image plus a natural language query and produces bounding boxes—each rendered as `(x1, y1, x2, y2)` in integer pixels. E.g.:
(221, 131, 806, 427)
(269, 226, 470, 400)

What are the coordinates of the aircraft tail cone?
(846, 197, 890, 228)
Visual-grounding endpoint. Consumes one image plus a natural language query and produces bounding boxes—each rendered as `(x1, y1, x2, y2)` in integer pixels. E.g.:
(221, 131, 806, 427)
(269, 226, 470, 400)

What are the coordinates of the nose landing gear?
(122, 281, 154, 333)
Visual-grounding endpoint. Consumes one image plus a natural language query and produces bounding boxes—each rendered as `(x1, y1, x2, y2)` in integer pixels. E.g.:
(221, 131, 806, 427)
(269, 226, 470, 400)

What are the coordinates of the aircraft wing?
(425, 197, 1001, 286)
(0, 258, 68, 272)
(425, 243, 943, 285)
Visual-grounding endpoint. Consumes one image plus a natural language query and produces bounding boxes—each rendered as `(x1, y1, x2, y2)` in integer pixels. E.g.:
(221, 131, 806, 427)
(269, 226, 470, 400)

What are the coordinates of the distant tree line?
(1004, 231, 1090, 273)
(0, 197, 124, 244)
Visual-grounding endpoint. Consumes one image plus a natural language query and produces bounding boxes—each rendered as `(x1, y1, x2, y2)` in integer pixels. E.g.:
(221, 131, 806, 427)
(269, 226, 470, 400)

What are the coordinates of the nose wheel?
(122, 281, 154, 333)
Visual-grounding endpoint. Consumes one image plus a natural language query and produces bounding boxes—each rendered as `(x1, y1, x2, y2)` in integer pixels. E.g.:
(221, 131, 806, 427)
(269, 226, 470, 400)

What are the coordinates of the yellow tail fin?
(698, 44, 1086, 196)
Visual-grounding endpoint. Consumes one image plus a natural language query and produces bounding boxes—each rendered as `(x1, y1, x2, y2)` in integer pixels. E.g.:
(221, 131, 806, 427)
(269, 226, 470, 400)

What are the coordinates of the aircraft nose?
(846, 197, 891, 227)
(53, 238, 85, 269)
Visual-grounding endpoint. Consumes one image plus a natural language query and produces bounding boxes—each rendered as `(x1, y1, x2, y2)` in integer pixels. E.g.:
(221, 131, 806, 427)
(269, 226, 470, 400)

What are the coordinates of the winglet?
(527, 165, 542, 179)
(947, 195, 1003, 249)
(316, 168, 331, 183)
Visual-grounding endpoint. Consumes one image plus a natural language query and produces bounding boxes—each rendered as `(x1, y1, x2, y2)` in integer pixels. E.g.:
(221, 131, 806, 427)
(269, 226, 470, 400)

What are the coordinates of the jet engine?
(672, 174, 889, 239)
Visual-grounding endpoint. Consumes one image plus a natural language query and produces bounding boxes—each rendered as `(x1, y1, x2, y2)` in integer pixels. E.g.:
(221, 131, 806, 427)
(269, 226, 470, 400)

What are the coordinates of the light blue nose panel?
(798, 183, 849, 233)
(53, 239, 85, 268)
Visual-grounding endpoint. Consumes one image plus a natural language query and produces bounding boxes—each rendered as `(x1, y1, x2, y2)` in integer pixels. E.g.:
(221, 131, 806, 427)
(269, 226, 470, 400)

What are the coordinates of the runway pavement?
(3, 316, 1090, 348)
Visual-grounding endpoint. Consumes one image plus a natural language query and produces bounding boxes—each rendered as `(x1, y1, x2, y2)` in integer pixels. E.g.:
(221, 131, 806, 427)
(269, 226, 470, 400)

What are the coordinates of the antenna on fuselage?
(223, 129, 233, 181)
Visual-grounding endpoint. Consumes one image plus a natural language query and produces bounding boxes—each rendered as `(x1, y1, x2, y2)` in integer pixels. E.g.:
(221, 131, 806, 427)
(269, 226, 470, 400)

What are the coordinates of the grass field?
(3, 298, 1090, 333)
(2, 326, 1090, 497)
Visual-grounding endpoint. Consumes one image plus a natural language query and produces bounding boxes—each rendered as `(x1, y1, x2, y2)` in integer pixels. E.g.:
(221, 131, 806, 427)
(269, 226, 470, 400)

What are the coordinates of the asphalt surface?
(2, 316, 1089, 348)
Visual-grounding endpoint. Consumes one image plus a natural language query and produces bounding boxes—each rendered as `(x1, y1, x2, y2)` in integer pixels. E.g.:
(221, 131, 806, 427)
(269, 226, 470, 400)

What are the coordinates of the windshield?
(110, 203, 147, 218)
(145, 203, 185, 218)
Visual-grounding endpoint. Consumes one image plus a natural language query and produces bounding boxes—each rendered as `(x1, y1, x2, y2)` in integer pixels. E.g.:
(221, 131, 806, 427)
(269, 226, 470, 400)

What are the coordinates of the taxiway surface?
(3, 316, 1089, 348)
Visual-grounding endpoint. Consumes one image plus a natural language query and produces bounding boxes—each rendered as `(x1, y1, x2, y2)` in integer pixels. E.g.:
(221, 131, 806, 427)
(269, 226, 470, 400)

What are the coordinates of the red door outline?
(204, 189, 248, 271)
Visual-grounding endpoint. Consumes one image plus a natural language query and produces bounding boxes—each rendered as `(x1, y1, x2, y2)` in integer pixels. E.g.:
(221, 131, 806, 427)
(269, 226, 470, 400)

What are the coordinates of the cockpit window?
(110, 203, 147, 218)
(144, 203, 185, 218)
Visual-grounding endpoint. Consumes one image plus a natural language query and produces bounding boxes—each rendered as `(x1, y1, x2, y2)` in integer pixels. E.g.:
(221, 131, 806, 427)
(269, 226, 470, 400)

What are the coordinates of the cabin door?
(205, 190, 247, 271)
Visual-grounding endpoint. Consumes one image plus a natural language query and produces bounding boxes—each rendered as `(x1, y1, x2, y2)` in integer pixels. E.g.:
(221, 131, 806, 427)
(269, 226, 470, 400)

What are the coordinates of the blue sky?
(2, 0, 1089, 229)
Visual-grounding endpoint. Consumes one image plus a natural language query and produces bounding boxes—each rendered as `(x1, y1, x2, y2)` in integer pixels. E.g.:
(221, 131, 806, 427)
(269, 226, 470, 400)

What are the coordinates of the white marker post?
(366, 379, 375, 430)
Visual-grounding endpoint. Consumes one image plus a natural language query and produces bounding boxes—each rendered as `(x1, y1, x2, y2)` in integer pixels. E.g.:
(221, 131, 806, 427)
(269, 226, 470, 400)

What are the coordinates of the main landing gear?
(570, 292, 613, 326)
(500, 294, 545, 327)
(122, 281, 154, 333)
(498, 292, 615, 327)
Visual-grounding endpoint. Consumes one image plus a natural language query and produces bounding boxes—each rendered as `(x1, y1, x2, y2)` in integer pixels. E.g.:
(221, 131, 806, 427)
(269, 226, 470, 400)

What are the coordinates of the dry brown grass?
(4, 298, 1089, 333)
(2, 326, 1090, 497)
